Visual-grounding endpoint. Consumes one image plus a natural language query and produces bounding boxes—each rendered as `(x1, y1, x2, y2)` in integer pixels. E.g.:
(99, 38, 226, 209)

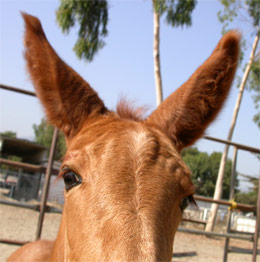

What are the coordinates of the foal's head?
(22, 13, 240, 262)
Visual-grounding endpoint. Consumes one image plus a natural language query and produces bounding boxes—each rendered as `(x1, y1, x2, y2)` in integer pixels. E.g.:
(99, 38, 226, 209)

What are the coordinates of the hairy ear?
(146, 31, 240, 151)
(22, 13, 108, 138)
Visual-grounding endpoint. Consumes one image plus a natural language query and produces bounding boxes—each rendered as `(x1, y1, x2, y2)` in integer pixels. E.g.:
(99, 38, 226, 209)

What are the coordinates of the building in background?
(0, 136, 48, 201)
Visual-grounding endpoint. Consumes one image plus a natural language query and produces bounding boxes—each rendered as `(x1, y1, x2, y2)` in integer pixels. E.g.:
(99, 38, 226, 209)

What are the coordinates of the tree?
(218, 0, 260, 128)
(206, 0, 260, 232)
(0, 131, 17, 138)
(56, 0, 196, 106)
(244, 0, 260, 127)
(56, 0, 108, 62)
(235, 174, 259, 206)
(181, 147, 233, 199)
(152, 0, 197, 105)
(33, 118, 66, 161)
(248, 56, 260, 128)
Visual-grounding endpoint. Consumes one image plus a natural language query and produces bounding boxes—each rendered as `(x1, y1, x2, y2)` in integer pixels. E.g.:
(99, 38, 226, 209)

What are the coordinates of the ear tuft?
(215, 30, 241, 58)
(21, 12, 45, 38)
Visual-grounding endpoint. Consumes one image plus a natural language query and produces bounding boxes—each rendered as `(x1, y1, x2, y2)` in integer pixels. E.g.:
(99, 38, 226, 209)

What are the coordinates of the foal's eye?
(63, 170, 82, 191)
(180, 195, 195, 212)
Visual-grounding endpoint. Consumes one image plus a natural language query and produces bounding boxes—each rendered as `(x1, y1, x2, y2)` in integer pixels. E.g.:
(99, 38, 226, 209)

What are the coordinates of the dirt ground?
(0, 204, 259, 262)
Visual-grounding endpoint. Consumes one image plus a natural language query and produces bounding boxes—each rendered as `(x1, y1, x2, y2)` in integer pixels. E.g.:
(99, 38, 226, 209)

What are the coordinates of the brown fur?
(7, 240, 53, 262)
(22, 13, 108, 138)
(8, 13, 240, 262)
(146, 31, 240, 151)
(116, 98, 147, 121)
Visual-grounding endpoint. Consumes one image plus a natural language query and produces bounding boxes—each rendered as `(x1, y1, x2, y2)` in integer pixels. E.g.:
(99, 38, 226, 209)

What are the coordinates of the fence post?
(34, 172, 42, 200)
(223, 146, 238, 262)
(16, 168, 22, 194)
(35, 127, 59, 240)
(252, 176, 260, 262)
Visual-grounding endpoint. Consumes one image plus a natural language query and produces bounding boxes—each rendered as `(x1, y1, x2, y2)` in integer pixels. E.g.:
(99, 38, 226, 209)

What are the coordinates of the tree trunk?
(205, 31, 260, 232)
(153, 10, 163, 106)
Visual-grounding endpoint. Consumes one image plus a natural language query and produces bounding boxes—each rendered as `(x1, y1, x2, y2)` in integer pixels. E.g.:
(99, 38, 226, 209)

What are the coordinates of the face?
(60, 117, 194, 261)
(22, 13, 239, 262)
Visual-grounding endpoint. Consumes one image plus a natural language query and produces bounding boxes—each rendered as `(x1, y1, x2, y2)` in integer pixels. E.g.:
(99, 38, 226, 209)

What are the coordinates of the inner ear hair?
(146, 31, 240, 151)
(22, 12, 108, 138)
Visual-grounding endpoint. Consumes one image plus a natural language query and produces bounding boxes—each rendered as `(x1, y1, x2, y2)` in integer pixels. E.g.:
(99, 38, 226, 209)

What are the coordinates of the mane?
(116, 98, 148, 121)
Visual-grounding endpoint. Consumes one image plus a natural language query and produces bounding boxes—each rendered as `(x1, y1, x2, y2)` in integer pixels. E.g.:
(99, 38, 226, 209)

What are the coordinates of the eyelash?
(60, 167, 82, 191)
(180, 195, 196, 212)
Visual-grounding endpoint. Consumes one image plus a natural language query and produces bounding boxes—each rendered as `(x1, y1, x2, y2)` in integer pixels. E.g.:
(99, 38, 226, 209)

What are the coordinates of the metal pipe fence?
(193, 136, 260, 262)
(1, 84, 259, 261)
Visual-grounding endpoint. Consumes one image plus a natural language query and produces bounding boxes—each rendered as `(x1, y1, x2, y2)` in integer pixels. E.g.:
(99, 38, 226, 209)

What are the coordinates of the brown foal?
(8, 13, 240, 262)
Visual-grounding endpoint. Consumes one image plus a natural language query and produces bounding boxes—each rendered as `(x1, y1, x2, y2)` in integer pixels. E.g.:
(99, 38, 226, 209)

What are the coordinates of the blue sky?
(0, 0, 259, 188)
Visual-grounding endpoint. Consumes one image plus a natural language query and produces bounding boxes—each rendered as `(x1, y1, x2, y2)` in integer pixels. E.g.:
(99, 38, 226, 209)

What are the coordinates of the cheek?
(171, 202, 183, 227)
(165, 193, 183, 236)
(64, 186, 91, 240)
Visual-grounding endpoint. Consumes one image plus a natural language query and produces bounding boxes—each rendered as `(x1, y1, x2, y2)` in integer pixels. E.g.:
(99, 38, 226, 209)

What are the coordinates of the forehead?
(64, 118, 193, 195)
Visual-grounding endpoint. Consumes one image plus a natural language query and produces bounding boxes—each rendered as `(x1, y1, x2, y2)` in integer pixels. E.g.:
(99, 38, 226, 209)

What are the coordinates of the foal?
(8, 13, 240, 262)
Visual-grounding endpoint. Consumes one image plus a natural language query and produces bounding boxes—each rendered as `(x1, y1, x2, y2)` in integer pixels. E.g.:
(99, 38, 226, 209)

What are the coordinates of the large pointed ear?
(22, 13, 108, 138)
(146, 31, 240, 151)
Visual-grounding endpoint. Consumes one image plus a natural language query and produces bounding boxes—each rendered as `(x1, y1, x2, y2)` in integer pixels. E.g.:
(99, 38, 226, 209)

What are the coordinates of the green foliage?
(246, 0, 260, 27)
(217, 0, 240, 33)
(235, 174, 259, 205)
(33, 118, 66, 161)
(235, 191, 257, 206)
(0, 131, 17, 138)
(153, 0, 197, 27)
(56, 0, 108, 62)
(248, 55, 260, 128)
(218, 0, 259, 31)
(218, 0, 260, 128)
(181, 147, 259, 204)
(181, 147, 233, 199)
